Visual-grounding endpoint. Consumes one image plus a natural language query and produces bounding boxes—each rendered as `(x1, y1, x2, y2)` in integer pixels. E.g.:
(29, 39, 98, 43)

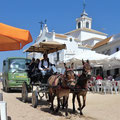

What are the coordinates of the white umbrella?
(62, 50, 109, 68)
(104, 50, 120, 70)
(109, 50, 120, 60)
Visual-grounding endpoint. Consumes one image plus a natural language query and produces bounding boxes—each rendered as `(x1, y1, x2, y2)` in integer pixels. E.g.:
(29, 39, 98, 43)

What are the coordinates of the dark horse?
(72, 60, 92, 115)
(48, 63, 76, 116)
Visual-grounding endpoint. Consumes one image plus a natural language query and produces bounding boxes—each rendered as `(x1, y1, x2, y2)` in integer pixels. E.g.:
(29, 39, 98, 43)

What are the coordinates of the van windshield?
(9, 58, 31, 73)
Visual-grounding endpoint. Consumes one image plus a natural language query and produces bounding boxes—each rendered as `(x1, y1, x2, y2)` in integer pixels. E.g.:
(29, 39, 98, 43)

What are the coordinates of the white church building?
(28, 6, 108, 70)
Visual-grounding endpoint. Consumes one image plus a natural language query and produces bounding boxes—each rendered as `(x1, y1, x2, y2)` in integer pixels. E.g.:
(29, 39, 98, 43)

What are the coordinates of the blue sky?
(0, 0, 120, 71)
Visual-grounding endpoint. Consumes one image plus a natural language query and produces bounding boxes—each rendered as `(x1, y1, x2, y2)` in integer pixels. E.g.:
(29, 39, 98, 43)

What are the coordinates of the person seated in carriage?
(33, 58, 40, 72)
(27, 58, 42, 84)
(38, 53, 57, 83)
(32, 58, 43, 82)
(27, 57, 36, 77)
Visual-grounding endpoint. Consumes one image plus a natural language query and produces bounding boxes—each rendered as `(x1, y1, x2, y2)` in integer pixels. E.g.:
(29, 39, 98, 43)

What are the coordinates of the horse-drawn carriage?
(21, 41, 92, 116)
(21, 41, 66, 108)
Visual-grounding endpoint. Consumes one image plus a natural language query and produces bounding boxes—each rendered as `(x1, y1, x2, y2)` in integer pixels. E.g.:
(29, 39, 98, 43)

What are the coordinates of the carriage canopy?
(24, 41, 66, 54)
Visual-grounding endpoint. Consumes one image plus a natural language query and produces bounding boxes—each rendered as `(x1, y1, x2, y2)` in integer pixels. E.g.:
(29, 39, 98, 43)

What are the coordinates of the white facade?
(82, 38, 103, 47)
(28, 8, 108, 72)
(80, 31, 106, 41)
(93, 34, 120, 55)
(92, 34, 120, 76)
(31, 25, 84, 65)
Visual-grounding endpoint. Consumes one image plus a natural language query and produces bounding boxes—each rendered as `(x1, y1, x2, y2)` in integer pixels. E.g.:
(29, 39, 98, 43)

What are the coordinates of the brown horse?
(48, 63, 76, 116)
(72, 60, 92, 115)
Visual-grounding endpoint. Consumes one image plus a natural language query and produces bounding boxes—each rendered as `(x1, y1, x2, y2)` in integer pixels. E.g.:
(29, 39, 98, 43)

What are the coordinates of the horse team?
(48, 60, 92, 116)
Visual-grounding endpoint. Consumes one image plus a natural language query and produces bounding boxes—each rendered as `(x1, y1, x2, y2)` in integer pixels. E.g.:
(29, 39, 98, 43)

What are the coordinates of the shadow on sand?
(16, 96, 98, 120)
(16, 97, 32, 104)
(1, 88, 22, 94)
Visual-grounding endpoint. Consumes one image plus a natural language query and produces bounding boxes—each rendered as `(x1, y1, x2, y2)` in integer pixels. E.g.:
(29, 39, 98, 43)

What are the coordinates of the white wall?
(82, 39, 101, 47)
(94, 39, 120, 55)
(66, 31, 81, 40)
(66, 30, 107, 44)
(81, 31, 107, 41)
(94, 40, 101, 46)
(53, 37, 78, 62)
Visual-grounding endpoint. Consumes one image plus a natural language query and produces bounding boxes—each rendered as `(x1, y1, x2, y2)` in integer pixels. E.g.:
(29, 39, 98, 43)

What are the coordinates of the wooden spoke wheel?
(22, 82, 28, 103)
(32, 91, 38, 108)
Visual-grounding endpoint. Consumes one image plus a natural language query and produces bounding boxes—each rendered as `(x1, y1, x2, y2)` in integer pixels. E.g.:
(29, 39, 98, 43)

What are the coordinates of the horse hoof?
(80, 112, 83, 115)
(50, 107, 54, 111)
(73, 110, 75, 113)
(65, 112, 68, 116)
(55, 109, 59, 113)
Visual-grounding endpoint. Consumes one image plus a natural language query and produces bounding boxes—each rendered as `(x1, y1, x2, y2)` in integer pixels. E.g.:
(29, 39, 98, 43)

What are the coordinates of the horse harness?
(52, 69, 76, 90)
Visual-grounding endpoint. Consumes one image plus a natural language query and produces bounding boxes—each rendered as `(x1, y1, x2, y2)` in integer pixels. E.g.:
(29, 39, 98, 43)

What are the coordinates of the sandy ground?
(0, 82, 120, 120)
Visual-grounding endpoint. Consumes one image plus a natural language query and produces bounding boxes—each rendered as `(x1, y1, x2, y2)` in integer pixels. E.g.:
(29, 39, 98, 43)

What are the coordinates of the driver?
(38, 53, 57, 76)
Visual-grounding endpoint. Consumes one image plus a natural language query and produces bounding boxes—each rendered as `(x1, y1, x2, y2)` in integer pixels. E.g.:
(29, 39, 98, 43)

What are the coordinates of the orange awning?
(0, 23, 33, 51)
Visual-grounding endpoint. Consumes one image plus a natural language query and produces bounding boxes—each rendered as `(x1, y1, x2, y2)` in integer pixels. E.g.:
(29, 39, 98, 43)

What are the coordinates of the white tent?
(109, 50, 120, 60)
(61, 50, 109, 68)
(103, 51, 120, 70)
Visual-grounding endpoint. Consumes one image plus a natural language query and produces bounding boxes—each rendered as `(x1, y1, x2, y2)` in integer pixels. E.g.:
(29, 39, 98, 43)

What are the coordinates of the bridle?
(64, 69, 76, 84)
(83, 63, 92, 78)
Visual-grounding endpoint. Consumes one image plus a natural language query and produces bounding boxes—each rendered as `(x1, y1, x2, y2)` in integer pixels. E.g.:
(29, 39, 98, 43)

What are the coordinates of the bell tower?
(76, 0, 92, 29)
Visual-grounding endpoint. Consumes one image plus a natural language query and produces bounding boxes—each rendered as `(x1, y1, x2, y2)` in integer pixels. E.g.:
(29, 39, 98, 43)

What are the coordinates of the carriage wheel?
(32, 91, 38, 108)
(22, 82, 28, 103)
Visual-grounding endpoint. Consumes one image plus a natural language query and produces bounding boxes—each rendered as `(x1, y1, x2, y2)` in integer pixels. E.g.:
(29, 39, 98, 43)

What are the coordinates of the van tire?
(5, 80, 9, 92)
(3, 86, 5, 91)
(2, 81, 5, 91)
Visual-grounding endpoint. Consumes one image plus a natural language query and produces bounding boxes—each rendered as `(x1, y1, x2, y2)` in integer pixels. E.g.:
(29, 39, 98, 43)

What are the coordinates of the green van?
(2, 57, 31, 92)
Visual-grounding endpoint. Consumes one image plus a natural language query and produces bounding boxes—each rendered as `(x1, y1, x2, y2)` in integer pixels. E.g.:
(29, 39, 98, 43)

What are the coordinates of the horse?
(48, 63, 76, 116)
(72, 60, 92, 115)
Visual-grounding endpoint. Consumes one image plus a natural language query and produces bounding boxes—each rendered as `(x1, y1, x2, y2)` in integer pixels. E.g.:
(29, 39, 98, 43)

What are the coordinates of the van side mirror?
(3, 60, 6, 66)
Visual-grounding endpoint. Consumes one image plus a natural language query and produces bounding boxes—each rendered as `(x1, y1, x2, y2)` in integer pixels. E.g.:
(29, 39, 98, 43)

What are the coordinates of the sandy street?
(0, 82, 120, 120)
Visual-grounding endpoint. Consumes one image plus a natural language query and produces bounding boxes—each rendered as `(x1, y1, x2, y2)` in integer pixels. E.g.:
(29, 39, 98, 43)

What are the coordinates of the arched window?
(42, 40, 46, 42)
(116, 47, 119, 52)
(78, 22, 81, 29)
(86, 22, 89, 28)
